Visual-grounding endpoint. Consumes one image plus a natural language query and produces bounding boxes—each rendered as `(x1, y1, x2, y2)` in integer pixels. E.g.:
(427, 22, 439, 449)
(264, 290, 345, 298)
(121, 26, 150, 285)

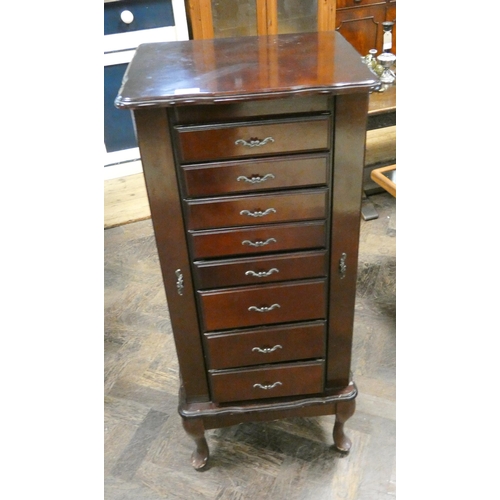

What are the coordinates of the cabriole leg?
(333, 399, 356, 452)
(182, 417, 209, 470)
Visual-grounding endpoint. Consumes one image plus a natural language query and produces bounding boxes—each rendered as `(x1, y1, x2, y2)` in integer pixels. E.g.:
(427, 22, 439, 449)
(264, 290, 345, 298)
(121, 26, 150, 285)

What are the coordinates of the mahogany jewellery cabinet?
(115, 31, 379, 469)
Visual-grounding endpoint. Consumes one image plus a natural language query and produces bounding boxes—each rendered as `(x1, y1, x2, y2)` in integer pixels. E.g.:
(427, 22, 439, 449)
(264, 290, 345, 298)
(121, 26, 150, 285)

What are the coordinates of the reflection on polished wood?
(185, 0, 337, 39)
(115, 32, 377, 108)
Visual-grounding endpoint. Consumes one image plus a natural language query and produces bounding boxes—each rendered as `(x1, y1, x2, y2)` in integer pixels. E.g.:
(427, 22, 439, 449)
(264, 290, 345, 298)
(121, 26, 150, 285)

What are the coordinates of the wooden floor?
(104, 192, 396, 499)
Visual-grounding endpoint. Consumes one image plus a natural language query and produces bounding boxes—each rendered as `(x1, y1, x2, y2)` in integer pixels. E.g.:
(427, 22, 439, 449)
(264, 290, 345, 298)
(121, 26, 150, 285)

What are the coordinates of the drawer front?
(175, 116, 330, 163)
(193, 250, 327, 289)
(209, 360, 325, 403)
(204, 322, 326, 370)
(189, 221, 326, 259)
(336, 0, 384, 8)
(185, 189, 327, 230)
(172, 95, 330, 124)
(180, 154, 329, 198)
(199, 280, 326, 332)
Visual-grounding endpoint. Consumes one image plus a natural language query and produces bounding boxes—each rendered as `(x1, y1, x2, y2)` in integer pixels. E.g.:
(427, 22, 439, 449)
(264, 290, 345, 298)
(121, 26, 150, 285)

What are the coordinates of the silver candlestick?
(376, 52, 396, 84)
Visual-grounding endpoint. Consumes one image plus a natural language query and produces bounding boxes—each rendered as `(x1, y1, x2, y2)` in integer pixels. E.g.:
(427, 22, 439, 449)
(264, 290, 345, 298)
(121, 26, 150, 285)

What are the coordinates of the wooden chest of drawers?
(116, 31, 379, 469)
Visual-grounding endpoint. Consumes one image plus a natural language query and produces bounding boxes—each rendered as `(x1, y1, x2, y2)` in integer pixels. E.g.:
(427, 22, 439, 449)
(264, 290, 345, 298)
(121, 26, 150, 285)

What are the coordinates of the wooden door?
(185, 0, 337, 39)
(335, 3, 387, 57)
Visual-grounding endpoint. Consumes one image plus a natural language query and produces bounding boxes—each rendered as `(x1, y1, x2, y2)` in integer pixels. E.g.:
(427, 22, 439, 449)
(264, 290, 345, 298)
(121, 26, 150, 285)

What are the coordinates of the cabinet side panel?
(327, 93, 369, 389)
(134, 108, 210, 402)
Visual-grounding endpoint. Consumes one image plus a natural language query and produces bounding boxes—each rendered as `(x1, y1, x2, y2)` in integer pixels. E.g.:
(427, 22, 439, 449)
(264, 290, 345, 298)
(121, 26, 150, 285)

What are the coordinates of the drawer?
(193, 250, 327, 289)
(189, 221, 326, 260)
(172, 95, 330, 124)
(209, 360, 325, 403)
(185, 189, 327, 231)
(180, 154, 329, 198)
(335, 4, 387, 57)
(204, 321, 326, 370)
(336, 0, 384, 8)
(175, 116, 330, 163)
(198, 279, 326, 332)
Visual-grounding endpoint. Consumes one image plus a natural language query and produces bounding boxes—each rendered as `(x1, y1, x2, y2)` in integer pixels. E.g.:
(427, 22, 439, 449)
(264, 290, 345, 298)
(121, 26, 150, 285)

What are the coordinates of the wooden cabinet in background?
(184, 0, 338, 38)
(184, 1, 395, 58)
(335, 0, 396, 56)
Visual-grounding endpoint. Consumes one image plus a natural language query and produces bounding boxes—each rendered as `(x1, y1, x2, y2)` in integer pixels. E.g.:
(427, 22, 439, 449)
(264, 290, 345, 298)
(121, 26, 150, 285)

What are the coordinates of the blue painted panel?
(104, 0, 174, 36)
(104, 63, 137, 153)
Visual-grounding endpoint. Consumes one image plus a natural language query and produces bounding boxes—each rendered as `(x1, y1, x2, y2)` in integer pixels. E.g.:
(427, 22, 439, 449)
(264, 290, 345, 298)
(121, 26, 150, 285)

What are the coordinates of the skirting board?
(104, 126, 396, 229)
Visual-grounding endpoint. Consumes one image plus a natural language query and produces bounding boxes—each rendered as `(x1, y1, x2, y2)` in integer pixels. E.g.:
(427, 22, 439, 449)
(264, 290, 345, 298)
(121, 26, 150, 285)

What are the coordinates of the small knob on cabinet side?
(120, 10, 134, 24)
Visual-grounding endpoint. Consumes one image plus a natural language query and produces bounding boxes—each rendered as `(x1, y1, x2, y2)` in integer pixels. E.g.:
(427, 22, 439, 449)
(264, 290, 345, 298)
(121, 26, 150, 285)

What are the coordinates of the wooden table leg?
(182, 417, 210, 470)
(333, 399, 356, 452)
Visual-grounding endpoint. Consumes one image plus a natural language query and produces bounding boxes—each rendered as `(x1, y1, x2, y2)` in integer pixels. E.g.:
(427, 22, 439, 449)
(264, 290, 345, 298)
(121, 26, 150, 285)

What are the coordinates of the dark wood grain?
(193, 250, 327, 289)
(181, 417, 209, 470)
(198, 279, 327, 332)
(189, 220, 327, 259)
(204, 321, 326, 370)
(180, 154, 329, 198)
(115, 32, 378, 109)
(175, 116, 330, 163)
(180, 382, 357, 422)
(208, 361, 325, 403)
(172, 95, 330, 124)
(133, 109, 210, 403)
(185, 189, 328, 230)
(333, 399, 356, 451)
(326, 92, 370, 389)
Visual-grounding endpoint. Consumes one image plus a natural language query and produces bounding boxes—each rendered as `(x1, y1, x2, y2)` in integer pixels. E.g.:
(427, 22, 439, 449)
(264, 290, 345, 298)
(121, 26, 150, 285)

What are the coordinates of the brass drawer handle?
(235, 137, 275, 148)
(253, 381, 282, 390)
(248, 304, 280, 313)
(240, 208, 276, 218)
(252, 345, 283, 354)
(245, 268, 279, 278)
(242, 238, 277, 247)
(237, 173, 275, 184)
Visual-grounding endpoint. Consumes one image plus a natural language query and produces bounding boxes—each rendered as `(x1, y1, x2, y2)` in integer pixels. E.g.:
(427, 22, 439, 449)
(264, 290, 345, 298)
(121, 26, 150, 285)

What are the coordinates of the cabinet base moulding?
(178, 381, 358, 470)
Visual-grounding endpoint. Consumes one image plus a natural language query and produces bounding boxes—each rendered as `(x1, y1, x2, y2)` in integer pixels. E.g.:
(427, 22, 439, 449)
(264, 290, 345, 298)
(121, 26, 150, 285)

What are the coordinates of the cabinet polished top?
(115, 31, 379, 109)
